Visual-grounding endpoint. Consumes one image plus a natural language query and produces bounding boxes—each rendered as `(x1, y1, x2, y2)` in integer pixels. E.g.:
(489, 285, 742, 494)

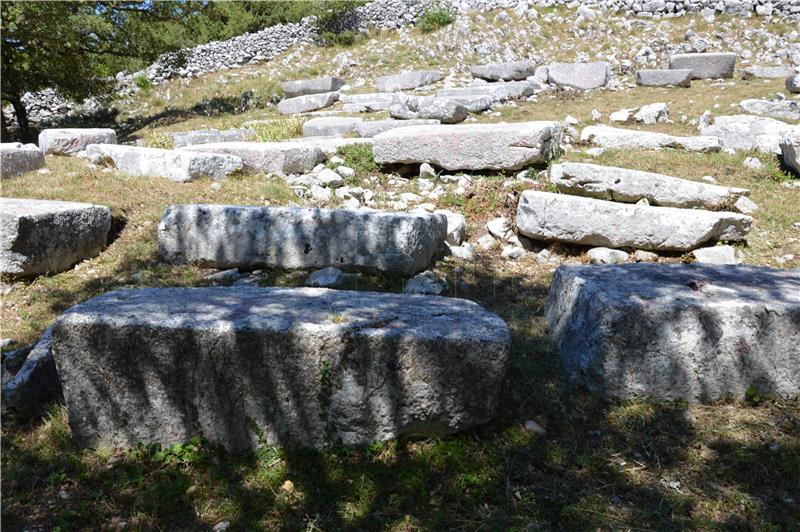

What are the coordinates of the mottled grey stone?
(158, 204, 447, 275)
(547, 62, 611, 90)
(739, 98, 800, 121)
(1, 328, 61, 419)
(669, 53, 736, 79)
(53, 286, 510, 449)
(742, 65, 793, 79)
(781, 127, 800, 176)
(354, 119, 440, 138)
(169, 128, 255, 147)
(389, 97, 467, 124)
(281, 76, 345, 98)
(699, 114, 794, 153)
(87, 144, 243, 181)
(635, 69, 692, 87)
(39, 128, 117, 155)
(471, 60, 536, 81)
(437, 81, 535, 102)
(339, 92, 414, 112)
(277, 91, 339, 115)
(787, 73, 800, 94)
(546, 263, 800, 402)
(0, 143, 45, 178)
(581, 125, 723, 152)
(302, 117, 363, 137)
(1, 198, 111, 277)
(374, 70, 443, 92)
(180, 142, 324, 174)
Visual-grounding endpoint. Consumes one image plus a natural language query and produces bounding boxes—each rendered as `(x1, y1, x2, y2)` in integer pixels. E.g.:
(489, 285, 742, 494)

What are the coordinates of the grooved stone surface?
(53, 287, 511, 449)
(158, 204, 447, 275)
(546, 263, 800, 402)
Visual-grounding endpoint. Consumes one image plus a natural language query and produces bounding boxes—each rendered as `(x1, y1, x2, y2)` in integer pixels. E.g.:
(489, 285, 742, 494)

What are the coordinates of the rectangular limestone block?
(373, 121, 562, 171)
(157, 204, 447, 275)
(516, 191, 752, 252)
(281, 76, 345, 98)
(168, 128, 255, 147)
(53, 286, 511, 449)
(580, 125, 723, 152)
(669, 53, 736, 79)
(39, 128, 117, 155)
(302, 117, 363, 137)
(1, 143, 45, 178)
(180, 142, 324, 174)
(355, 119, 440, 138)
(277, 91, 339, 115)
(1, 198, 111, 277)
(86, 144, 242, 182)
(635, 69, 692, 87)
(546, 263, 800, 402)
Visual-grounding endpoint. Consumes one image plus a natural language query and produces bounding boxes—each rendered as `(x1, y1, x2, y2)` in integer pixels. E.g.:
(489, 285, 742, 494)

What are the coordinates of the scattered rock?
(691, 245, 740, 264)
(634, 103, 669, 125)
(587, 247, 629, 264)
(205, 268, 241, 282)
(305, 267, 357, 288)
(404, 270, 447, 295)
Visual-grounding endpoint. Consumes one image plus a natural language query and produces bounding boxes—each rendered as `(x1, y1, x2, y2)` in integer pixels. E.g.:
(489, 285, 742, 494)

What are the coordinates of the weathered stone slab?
(516, 191, 751, 252)
(282, 136, 373, 157)
(339, 92, 414, 112)
(669, 53, 736, 79)
(277, 91, 339, 115)
(180, 142, 323, 174)
(549, 162, 749, 210)
(635, 69, 692, 87)
(87, 144, 243, 182)
(739, 98, 800, 121)
(302, 117, 363, 137)
(1, 328, 60, 419)
(1, 198, 111, 277)
(373, 121, 562, 171)
(699, 114, 794, 153)
(781, 127, 800, 176)
(355, 119, 440, 138)
(281, 76, 345, 98)
(471, 60, 536, 81)
(169, 128, 255, 147)
(39, 128, 117, 155)
(0, 143, 45, 178)
(546, 263, 800, 402)
(158, 205, 447, 275)
(389, 97, 468, 124)
(547, 62, 611, 90)
(53, 286, 510, 450)
(580, 125, 723, 152)
(374, 70, 443, 92)
(742, 65, 793, 79)
(437, 81, 535, 102)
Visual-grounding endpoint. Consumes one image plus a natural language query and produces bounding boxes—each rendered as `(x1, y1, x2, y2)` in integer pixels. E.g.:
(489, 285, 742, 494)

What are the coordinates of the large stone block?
(699, 114, 794, 153)
(1, 198, 111, 277)
(781, 127, 800, 176)
(168, 128, 255, 147)
(277, 91, 339, 115)
(669, 53, 736, 79)
(339, 92, 414, 112)
(181, 142, 324, 174)
(635, 69, 692, 87)
(0, 143, 45, 178)
(546, 263, 800, 402)
(547, 62, 611, 90)
(355, 119, 440, 138)
(739, 98, 800, 122)
(281, 76, 345, 98)
(158, 204, 447, 275)
(39, 128, 117, 155)
(53, 286, 511, 449)
(374, 70, 443, 92)
(87, 144, 242, 182)
(437, 81, 536, 102)
(580, 125, 723, 152)
(282, 137, 373, 157)
(549, 162, 749, 210)
(516, 191, 751, 252)
(373, 121, 562, 171)
(389, 97, 468, 124)
(471, 60, 536, 81)
(742, 65, 793, 79)
(302, 117, 363, 137)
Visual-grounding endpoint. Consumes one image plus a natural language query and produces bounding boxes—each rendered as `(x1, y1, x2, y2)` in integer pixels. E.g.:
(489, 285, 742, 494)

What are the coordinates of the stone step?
(516, 191, 752, 252)
(0, 143, 45, 178)
(580, 125, 723, 152)
(180, 141, 323, 174)
(546, 263, 800, 402)
(1, 198, 111, 277)
(373, 121, 562, 171)
(39, 128, 117, 155)
(669, 52, 736, 79)
(157, 204, 447, 275)
(87, 144, 242, 182)
(53, 286, 510, 450)
(549, 162, 749, 210)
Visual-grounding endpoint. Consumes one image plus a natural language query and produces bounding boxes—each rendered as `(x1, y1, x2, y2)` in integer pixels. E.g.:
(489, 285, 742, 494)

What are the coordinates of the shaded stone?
(39, 128, 117, 155)
(281, 76, 345, 98)
(0, 143, 45, 178)
(53, 286, 511, 449)
(1, 329, 61, 419)
(669, 53, 736, 79)
(471, 60, 536, 81)
(181, 142, 324, 174)
(635, 69, 692, 87)
(87, 144, 243, 181)
(546, 263, 800, 401)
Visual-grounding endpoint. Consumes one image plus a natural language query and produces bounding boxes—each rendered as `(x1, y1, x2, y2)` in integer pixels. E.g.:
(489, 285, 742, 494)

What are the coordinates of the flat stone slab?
(546, 263, 800, 402)
(302, 117, 363, 137)
(87, 144, 242, 182)
(180, 142, 323, 174)
(277, 92, 339, 115)
(158, 205, 447, 275)
(669, 53, 736, 79)
(281, 76, 345, 98)
(39, 128, 117, 155)
(339, 92, 414, 112)
(53, 286, 511, 449)
(699, 114, 794, 153)
(169, 128, 255, 147)
(1, 198, 111, 277)
(742, 65, 793, 79)
(1, 143, 44, 178)
(580, 125, 723, 152)
(739, 98, 800, 121)
(355, 119, 440, 138)
(373, 121, 562, 171)
(549, 162, 749, 210)
(374, 70, 443, 92)
(516, 191, 752, 252)
(781, 127, 800, 176)
(635, 69, 692, 87)
(547, 62, 611, 90)
(471, 60, 536, 81)
(437, 81, 535, 102)
(282, 136, 373, 156)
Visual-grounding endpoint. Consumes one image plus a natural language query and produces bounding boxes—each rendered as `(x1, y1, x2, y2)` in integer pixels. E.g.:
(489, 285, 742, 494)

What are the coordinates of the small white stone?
(733, 196, 758, 215)
(419, 162, 436, 178)
(336, 165, 355, 178)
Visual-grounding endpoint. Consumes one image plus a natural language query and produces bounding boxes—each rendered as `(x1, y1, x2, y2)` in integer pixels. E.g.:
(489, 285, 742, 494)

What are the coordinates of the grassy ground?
(3, 6, 800, 530)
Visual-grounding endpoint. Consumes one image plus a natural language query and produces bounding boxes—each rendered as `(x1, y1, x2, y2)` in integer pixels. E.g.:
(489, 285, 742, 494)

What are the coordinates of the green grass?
(250, 117, 305, 142)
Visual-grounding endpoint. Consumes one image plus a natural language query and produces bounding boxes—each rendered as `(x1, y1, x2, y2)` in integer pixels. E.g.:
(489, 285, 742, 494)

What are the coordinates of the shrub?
(133, 74, 152, 94)
(251, 117, 304, 142)
(320, 30, 362, 47)
(337, 143, 377, 177)
(417, 3, 454, 33)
